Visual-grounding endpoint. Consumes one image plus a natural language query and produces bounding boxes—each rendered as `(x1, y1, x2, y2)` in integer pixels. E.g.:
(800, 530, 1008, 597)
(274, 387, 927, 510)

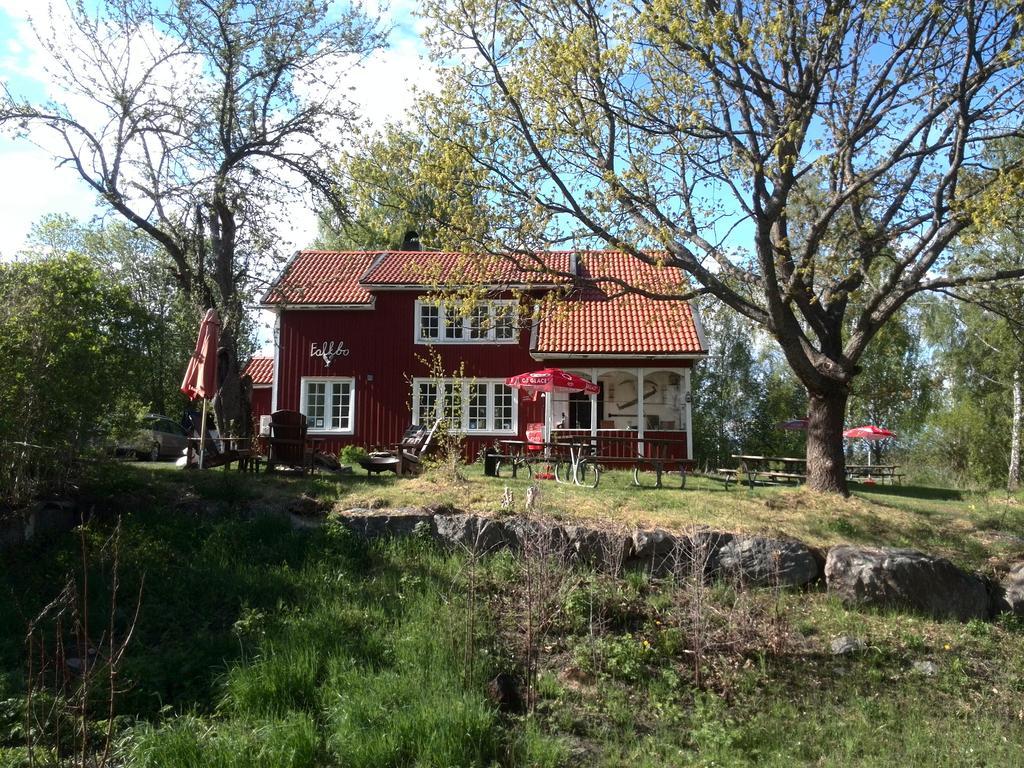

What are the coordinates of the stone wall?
(332, 506, 1022, 623)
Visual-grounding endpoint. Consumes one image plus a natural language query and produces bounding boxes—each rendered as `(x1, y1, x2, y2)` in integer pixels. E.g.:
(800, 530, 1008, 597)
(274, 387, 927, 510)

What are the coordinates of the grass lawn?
(1, 461, 1023, 766)
(133, 457, 1024, 571)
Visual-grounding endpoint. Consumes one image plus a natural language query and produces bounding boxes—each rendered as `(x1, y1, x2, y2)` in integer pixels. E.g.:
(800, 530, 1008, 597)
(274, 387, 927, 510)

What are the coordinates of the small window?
(302, 378, 355, 433)
(419, 303, 439, 340)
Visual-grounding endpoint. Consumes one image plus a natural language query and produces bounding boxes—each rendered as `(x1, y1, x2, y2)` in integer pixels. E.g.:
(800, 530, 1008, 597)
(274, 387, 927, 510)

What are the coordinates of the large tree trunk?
(1009, 365, 1021, 492)
(806, 388, 849, 495)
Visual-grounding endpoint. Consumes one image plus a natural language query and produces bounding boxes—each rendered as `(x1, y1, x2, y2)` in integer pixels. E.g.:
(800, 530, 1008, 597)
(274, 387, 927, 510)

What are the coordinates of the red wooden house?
(259, 249, 708, 460)
(242, 356, 273, 423)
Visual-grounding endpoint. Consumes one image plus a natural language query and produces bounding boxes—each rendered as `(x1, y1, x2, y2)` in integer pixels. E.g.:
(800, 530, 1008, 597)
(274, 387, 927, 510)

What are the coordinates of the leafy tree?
(317, 124, 488, 251)
(24, 214, 199, 415)
(417, 0, 1024, 493)
(1, 0, 384, 433)
(845, 308, 934, 464)
(0, 254, 149, 501)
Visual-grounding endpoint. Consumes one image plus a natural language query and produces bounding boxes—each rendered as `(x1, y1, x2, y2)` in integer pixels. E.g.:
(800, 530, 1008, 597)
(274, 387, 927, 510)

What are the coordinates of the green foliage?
(339, 444, 370, 466)
(0, 253, 151, 502)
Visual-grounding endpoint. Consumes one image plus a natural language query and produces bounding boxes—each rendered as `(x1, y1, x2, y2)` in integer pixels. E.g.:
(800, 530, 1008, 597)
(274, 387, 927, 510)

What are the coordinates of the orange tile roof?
(262, 249, 706, 356)
(243, 356, 274, 386)
(263, 251, 379, 305)
(361, 250, 569, 285)
(534, 252, 706, 355)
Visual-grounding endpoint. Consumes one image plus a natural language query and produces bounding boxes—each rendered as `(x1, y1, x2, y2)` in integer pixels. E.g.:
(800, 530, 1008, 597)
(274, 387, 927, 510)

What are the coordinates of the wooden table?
(185, 436, 254, 471)
(494, 435, 693, 489)
(846, 464, 904, 485)
(725, 455, 808, 487)
(494, 439, 574, 480)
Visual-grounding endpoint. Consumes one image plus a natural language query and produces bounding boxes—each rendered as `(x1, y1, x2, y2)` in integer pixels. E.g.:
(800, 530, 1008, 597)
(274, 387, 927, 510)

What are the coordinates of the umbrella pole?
(544, 391, 552, 445)
(199, 399, 208, 469)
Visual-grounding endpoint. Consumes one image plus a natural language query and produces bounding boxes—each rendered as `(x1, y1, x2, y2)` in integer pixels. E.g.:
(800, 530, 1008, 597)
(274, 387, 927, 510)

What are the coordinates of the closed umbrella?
(180, 309, 220, 468)
(506, 368, 599, 441)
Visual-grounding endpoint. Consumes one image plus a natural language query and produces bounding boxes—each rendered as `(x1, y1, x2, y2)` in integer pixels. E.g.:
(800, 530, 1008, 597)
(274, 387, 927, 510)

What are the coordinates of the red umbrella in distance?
(180, 309, 220, 467)
(843, 425, 896, 440)
(505, 368, 600, 398)
(778, 418, 809, 431)
(843, 424, 896, 469)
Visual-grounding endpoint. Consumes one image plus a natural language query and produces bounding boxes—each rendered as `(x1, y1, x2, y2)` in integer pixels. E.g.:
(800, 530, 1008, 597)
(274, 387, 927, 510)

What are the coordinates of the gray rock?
(825, 546, 991, 621)
(564, 525, 633, 572)
(716, 536, 820, 587)
(340, 508, 434, 539)
(629, 528, 681, 574)
(993, 562, 1024, 616)
(912, 660, 938, 676)
(432, 514, 510, 553)
(830, 635, 866, 655)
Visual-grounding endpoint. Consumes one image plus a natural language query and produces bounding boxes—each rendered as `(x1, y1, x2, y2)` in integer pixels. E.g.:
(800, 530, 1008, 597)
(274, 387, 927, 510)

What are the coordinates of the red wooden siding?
(275, 293, 693, 460)
(251, 387, 271, 422)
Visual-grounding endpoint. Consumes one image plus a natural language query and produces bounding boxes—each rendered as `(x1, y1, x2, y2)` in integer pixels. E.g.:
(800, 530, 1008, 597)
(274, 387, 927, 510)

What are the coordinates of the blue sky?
(0, 0, 430, 261)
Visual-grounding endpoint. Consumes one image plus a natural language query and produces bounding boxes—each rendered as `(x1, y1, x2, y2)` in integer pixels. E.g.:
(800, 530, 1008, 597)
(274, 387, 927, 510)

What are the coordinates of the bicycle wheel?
(575, 460, 600, 488)
(553, 459, 572, 483)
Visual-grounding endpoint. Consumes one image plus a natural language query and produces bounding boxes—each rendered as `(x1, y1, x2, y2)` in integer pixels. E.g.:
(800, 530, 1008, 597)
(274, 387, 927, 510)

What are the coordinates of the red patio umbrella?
(843, 424, 896, 468)
(505, 368, 600, 398)
(778, 418, 809, 431)
(843, 425, 896, 440)
(180, 309, 220, 467)
(506, 368, 599, 441)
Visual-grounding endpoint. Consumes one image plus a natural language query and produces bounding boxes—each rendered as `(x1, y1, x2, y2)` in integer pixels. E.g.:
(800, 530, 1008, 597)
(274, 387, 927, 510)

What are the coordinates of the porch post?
(684, 367, 693, 460)
(590, 367, 598, 439)
(637, 367, 645, 451)
(544, 391, 552, 443)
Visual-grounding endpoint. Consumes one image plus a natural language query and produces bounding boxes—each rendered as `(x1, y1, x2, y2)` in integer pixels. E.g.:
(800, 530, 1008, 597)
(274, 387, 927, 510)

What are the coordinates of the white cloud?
(0, 143, 101, 260)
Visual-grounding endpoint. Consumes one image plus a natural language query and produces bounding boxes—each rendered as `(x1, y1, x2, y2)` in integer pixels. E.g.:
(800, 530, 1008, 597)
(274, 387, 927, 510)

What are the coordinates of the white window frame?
(414, 299, 518, 344)
(411, 378, 518, 435)
(300, 376, 356, 435)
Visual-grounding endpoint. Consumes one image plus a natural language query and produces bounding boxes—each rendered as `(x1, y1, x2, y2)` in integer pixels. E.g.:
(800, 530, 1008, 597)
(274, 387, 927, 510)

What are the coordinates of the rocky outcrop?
(715, 535, 821, 587)
(0, 499, 79, 552)
(825, 545, 991, 621)
(325, 508, 1005, 623)
(993, 562, 1024, 616)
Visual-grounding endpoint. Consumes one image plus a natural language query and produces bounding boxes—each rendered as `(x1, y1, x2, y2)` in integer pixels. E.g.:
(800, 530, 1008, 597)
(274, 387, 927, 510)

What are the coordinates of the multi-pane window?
(301, 378, 354, 433)
(419, 304, 439, 340)
(415, 300, 518, 343)
(416, 382, 438, 425)
(444, 312, 464, 340)
(467, 383, 488, 430)
(493, 384, 514, 431)
(469, 304, 490, 339)
(412, 379, 517, 434)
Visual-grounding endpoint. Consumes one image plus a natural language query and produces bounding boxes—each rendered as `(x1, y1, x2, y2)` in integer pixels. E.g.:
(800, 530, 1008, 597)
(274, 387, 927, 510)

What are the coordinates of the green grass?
(106, 457, 1024, 569)
(3, 462, 1024, 766)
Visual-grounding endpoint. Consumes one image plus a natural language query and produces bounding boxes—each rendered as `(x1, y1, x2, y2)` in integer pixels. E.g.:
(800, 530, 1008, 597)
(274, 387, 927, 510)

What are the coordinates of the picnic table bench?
(493, 435, 693, 489)
(717, 455, 808, 488)
(846, 464, 904, 485)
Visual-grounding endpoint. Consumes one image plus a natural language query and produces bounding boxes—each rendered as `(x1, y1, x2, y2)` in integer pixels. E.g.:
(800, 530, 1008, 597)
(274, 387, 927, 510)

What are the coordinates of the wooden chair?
(266, 410, 314, 475)
(358, 421, 440, 476)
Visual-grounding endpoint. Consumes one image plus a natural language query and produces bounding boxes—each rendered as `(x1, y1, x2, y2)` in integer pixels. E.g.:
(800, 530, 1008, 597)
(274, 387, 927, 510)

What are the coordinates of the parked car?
(120, 414, 190, 461)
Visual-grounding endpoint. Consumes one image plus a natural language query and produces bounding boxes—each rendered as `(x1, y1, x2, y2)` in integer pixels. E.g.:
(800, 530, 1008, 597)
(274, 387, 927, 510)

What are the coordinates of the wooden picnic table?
(493, 435, 692, 489)
(846, 464, 904, 484)
(723, 454, 808, 487)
